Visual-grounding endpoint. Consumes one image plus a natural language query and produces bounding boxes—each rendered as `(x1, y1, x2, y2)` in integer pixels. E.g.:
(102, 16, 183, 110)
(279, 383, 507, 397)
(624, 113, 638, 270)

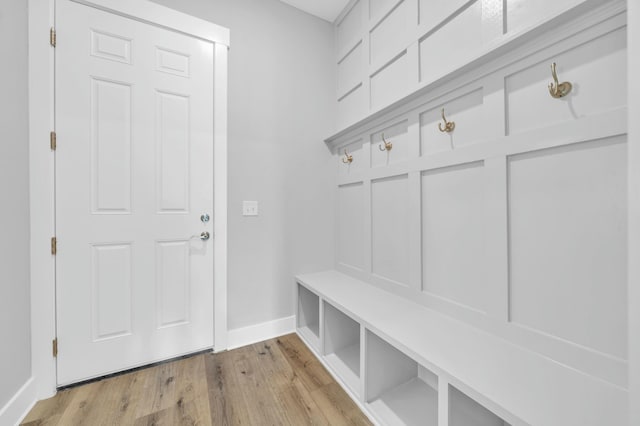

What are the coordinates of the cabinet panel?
(371, 174, 410, 285)
(338, 182, 366, 271)
(338, 42, 364, 98)
(370, 120, 409, 167)
(370, 51, 410, 111)
(370, 0, 412, 67)
(338, 0, 364, 52)
(508, 136, 627, 358)
(419, 0, 483, 84)
(421, 162, 487, 312)
(419, 88, 485, 155)
(505, 27, 626, 135)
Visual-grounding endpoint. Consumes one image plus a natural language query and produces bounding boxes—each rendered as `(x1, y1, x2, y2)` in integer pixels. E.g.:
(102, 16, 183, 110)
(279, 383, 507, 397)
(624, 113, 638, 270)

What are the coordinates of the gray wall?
(0, 0, 32, 408)
(150, 0, 336, 330)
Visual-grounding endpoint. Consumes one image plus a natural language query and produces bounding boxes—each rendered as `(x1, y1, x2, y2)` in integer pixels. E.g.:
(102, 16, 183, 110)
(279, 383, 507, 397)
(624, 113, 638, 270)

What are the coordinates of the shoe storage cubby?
(297, 283, 320, 350)
(323, 301, 361, 395)
(365, 330, 438, 426)
(449, 386, 511, 426)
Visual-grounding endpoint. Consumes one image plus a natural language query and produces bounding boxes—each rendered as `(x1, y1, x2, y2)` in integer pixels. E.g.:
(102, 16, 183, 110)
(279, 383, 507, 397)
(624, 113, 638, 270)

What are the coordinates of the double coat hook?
(438, 108, 455, 133)
(341, 148, 353, 164)
(378, 133, 393, 151)
(548, 62, 572, 98)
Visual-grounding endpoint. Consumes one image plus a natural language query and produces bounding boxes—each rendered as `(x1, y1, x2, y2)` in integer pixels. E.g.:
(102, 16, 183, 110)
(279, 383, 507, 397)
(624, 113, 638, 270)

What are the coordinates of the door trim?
(28, 0, 230, 399)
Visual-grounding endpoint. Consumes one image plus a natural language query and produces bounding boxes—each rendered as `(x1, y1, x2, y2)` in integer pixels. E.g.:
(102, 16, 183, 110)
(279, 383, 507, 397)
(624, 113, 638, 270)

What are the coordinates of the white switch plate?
(243, 201, 258, 216)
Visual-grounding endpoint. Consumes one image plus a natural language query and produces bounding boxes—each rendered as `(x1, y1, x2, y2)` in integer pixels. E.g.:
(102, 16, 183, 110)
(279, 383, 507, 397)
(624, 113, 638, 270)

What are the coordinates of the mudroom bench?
(295, 270, 625, 426)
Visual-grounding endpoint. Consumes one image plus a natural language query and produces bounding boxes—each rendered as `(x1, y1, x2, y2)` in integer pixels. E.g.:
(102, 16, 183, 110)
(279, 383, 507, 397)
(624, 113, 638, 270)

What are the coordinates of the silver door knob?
(200, 231, 210, 241)
(201, 213, 210, 223)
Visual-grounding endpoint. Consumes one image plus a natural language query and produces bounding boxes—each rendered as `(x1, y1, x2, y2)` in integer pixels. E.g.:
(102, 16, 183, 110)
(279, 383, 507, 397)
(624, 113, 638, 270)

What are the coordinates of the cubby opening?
(297, 283, 320, 349)
(323, 302, 361, 394)
(365, 330, 438, 426)
(449, 386, 511, 426)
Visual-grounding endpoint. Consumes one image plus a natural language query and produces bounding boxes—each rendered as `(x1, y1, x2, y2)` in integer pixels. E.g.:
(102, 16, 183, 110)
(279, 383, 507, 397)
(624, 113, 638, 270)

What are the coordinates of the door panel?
(56, 0, 214, 385)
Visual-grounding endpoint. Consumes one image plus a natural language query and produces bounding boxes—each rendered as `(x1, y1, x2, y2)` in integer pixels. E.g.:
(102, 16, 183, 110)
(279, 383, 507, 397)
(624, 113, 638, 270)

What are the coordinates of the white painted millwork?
(334, 0, 619, 128)
(313, 0, 631, 424)
(327, 0, 628, 387)
(297, 271, 624, 426)
(47, 0, 229, 386)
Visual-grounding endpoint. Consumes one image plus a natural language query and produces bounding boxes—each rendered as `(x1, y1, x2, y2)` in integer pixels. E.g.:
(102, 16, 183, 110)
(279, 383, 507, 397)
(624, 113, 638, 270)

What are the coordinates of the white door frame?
(28, 0, 229, 399)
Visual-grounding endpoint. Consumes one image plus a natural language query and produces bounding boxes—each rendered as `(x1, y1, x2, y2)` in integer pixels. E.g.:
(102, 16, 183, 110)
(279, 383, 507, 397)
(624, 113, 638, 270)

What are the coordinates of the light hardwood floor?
(21, 333, 372, 426)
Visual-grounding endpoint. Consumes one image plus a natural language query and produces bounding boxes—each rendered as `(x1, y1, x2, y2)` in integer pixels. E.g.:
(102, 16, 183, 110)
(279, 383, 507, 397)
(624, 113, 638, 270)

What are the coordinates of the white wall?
(150, 0, 336, 330)
(0, 0, 32, 408)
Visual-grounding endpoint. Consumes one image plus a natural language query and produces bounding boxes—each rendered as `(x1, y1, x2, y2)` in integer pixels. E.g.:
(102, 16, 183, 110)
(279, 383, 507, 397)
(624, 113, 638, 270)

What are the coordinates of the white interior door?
(55, 0, 215, 386)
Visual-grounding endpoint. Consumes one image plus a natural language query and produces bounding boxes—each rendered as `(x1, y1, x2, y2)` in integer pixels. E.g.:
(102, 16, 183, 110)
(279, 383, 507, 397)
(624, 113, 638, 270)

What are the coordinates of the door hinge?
(50, 27, 56, 47)
(52, 338, 58, 357)
(51, 237, 57, 255)
(50, 131, 57, 151)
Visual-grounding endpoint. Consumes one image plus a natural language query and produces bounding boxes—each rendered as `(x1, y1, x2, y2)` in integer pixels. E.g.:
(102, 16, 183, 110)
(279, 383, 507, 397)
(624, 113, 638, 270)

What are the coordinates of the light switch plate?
(243, 201, 258, 216)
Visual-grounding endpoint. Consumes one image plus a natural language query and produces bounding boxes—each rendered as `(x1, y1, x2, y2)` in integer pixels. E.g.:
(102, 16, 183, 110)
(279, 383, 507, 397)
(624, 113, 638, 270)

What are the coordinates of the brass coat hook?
(548, 62, 572, 98)
(342, 148, 353, 164)
(438, 108, 455, 133)
(378, 133, 393, 151)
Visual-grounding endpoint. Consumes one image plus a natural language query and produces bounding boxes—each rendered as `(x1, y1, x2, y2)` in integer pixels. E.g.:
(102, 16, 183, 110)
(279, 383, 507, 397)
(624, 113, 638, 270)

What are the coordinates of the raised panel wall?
(329, 3, 628, 389)
(421, 162, 488, 312)
(505, 0, 582, 33)
(419, 0, 469, 31)
(338, 0, 363, 53)
(333, 0, 601, 127)
(505, 27, 627, 135)
(508, 136, 627, 358)
(419, 0, 484, 84)
(338, 85, 366, 129)
(338, 182, 366, 271)
(370, 0, 411, 68)
(371, 174, 410, 286)
(419, 88, 485, 155)
(370, 51, 410, 110)
(338, 42, 364, 98)
(370, 120, 409, 167)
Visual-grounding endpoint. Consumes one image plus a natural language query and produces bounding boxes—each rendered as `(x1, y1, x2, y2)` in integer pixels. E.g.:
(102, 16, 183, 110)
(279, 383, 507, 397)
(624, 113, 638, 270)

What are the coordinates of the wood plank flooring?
(21, 333, 372, 426)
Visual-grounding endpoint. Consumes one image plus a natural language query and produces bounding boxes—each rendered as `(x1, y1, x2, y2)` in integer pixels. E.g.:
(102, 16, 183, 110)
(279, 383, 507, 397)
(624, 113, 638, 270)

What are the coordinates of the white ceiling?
(279, 0, 350, 22)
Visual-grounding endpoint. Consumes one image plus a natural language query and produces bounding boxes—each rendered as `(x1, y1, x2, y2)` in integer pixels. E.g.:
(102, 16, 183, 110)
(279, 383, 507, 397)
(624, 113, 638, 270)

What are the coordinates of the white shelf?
(366, 329, 438, 426)
(296, 270, 627, 426)
(297, 284, 320, 350)
(450, 386, 510, 426)
(368, 378, 438, 426)
(298, 325, 319, 347)
(325, 343, 361, 394)
(324, 301, 361, 395)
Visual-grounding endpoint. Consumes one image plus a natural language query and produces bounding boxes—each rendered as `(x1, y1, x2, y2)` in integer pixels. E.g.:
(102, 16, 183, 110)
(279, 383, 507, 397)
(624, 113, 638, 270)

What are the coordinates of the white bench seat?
(296, 270, 626, 426)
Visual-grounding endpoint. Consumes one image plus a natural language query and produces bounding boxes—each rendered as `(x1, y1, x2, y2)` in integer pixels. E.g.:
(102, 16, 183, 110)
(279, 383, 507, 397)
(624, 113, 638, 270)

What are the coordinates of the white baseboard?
(226, 315, 296, 350)
(0, 378, 37, 426)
